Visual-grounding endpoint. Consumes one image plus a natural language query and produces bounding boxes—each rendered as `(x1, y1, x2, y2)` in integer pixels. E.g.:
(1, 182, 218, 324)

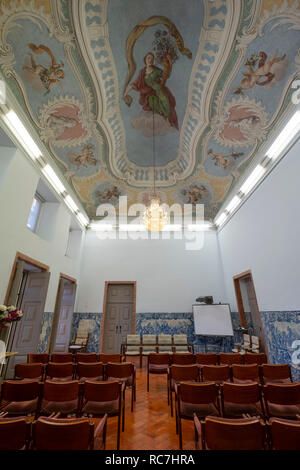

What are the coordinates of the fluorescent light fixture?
(187, 223, 212, 231)
(42, 164, 65, 194)
(77, 212, 89, 227)
(89, 223, 113, 231)
(119, 224, 147, 232)
(266, 110, 300, 160)
(240, 164, 266, 195)
(65, 195, 79, 213)
(226, 195, 241, 213)
(3, 110, 42, 159)
(162, 224, 182, 232)
(215, 212, 227, 227)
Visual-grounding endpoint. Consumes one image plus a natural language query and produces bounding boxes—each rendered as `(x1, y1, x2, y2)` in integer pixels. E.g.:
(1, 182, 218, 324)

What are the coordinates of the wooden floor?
(98, 359, 195, 451)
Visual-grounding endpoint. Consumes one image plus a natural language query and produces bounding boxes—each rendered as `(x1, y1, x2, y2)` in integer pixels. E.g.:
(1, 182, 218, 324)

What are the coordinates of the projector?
(196, 296, 214, 305)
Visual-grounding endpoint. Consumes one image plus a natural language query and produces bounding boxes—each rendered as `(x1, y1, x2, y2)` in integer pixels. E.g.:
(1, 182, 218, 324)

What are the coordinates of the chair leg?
(122, 403, 125, 432)
(170, 391, 173, 417)
(178, 417, 183, 450)
(131, 387, 134, 412)
(117, 414, 121, 450)
(167, 378, 170, 405)
(147, 370, 149, 392)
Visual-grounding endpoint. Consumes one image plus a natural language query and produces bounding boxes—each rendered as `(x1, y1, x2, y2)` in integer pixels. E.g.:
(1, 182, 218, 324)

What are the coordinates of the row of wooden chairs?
(194, 415, 300, 450)
(27, 353, 123, 364)
(174, 381, 300, 449)
(0, 379, 125, 449)
(0, 412, 107, 450)
(14, 361, 136, 413)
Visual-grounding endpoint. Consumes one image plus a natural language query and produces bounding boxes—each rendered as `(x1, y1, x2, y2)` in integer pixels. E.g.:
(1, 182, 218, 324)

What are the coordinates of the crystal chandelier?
(143, 109, 168, 232)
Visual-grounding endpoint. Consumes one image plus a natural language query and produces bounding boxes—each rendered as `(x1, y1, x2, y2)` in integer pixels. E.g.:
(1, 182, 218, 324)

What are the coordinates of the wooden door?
(102, 283, 135, 354)
(50, 279, 77, 353)
(6, 271, 50, 378)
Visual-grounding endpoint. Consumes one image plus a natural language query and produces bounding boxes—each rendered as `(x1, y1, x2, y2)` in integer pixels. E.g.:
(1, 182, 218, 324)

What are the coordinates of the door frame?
(99, 281, 136, 353)
(233, 269, 268, 357)
(4, 251, 49, 304)
(48, 273, 77, 353)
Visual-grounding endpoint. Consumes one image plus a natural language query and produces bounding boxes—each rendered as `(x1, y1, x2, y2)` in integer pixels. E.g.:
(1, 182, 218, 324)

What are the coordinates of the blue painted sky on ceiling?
(107, 0, 204, 168)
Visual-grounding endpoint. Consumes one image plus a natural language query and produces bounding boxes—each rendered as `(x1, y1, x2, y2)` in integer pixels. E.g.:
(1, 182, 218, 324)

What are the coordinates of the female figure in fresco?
(128, 52, 179, 130)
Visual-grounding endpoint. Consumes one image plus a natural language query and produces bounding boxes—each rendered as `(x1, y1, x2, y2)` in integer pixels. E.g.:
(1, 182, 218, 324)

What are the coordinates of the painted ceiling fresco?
(0, 0, 299, 220)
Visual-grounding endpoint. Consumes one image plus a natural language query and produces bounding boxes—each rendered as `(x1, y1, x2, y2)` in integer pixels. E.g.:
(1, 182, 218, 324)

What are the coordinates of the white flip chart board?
(192, 304, 234, 336)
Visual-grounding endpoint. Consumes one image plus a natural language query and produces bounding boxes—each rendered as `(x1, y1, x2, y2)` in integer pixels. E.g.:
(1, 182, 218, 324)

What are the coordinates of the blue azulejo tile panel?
(71, 313, 102, 353)
(37, 312, 53, 353)
(261, 311, 300, 382)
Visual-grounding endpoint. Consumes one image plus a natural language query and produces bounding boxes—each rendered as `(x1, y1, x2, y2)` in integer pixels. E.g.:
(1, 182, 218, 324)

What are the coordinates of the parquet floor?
(96, 359, 195, 451)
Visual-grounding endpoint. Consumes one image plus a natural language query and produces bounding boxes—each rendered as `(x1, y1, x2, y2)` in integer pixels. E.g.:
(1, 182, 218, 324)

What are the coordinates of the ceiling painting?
(0, 0, 299, 221)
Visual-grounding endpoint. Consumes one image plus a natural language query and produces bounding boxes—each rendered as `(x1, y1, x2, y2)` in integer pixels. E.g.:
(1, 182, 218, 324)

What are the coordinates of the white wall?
(218, 139, 300, 312)
(76, 230, 226, 313)
(0, 146, 85, 312)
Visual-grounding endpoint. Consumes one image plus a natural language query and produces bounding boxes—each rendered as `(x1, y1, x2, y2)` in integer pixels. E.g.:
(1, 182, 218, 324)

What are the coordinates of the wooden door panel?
(52, 280, 76, 353)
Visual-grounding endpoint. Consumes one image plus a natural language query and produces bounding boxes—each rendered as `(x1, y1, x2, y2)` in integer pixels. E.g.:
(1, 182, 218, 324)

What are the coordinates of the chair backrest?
(173, 334, 188, 345)
(232, 364, 259, 382)
(148, 353, 171, 365)
(221, 382, 261, 405)
(219, 353, 243, 365)
(74, 332, 89, 349)
(169, 364, 199, 382)
(98, 353, 121, 364)
(126, 335, 141, 345)
(251, 335, 259, 352)
(262, 364, 292, 383)
(202, 365, 231, 383)
(142, 335, 157, 345)
(84, 380, 120, 402)
(15, 363, 44, 379)
(196, 353, 219, 365)
(33, 416, 92, 450)
(106, 362, 134, 379)
(0, 417, 31, 450)
(203, 416, 265, 450)
(51, 353, 73, 363)
(264, 383, 300, 405)
(1, 380, 40, 402)
(77, 362, 104, 380)
(269, 417, 300, 450)
(27, 353, 49, 364)
(42, 380, 79, 402)
(46, 362, 74, 379)
(242, 334, 251, 349)
(178, 382, 218, 405)
(76, 353, 98, 363)
(244, 353, 267, 365)
(172, 353, 195, 365)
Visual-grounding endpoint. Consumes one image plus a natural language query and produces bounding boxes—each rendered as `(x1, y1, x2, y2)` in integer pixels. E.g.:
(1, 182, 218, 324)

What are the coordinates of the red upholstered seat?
(15, 363, 44, 381)
(220, 382, 265, 418)
(0, 416, 31, 450)
(232, 364, 260, 384)
(261, 364, 292, 384)
(263, 383, 300, 419)
(0, 380, 41, 418)
(40, 380, 80, 417)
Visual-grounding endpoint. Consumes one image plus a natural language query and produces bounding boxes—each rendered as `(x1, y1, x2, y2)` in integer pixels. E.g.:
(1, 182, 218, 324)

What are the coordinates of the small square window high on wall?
(27, 193, 43, 232)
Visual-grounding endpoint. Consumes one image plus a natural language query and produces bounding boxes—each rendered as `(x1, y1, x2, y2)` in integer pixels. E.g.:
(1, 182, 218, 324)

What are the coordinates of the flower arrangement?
(152, 29, 179, 65)
(0, 305, 23, 329)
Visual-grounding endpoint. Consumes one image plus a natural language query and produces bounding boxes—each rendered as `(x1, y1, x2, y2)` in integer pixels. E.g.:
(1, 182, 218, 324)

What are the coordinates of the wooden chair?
(269, 417, 300, 450)
(69, 332, 89, 353)
(147, 353, 171, 393)
(80, 380, 123, 450)
(261, 363, 293, 384)
(76, 362, 104, 383)
(0, 380, 41, 418)
(202, 365, 231, 384)
(168, 364, 199, 417)
(39, 380, 80, 417)
(0, 416, 31, 450)
(172, 353, 196, 365)
(27, 353, 49, 364)
(244, 353, 267, 365)
(173, 334, 191, 353)
(106, 362, 136, 412)
(123, 335, 142, 367)
(231, 364, 260, 384)
(176, 382, 220, 449)
(263, 383, 300, 419)
(157, 334, 173, 354)
(195, 415, 266, 450)
(142, 335, 157, 363)
(195, 353, 219, 366)
(75, 353, 98, 363)
(220, 382, 265, 419)
(14, 363, 44, 381)
(98, 353, 122, 364)
(45, 362, 75, 381)
(31, 414, 107, 450)
(219, 353, 243, 365)
(51, 353, 73, 363)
